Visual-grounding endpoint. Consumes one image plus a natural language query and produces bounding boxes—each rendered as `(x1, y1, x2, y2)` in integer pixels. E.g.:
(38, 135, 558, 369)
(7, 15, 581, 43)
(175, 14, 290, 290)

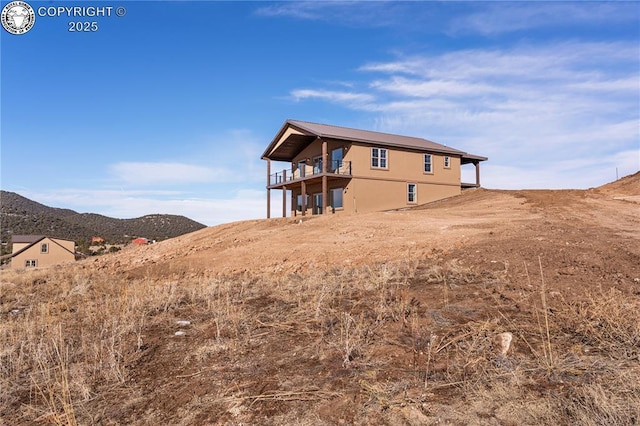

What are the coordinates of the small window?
(444, 156, 450, 168)
(371, 148, 388, 169)
(330, 188, 344, 209)
(407, 183, 417, 203)
(40, 243, 48, 254)
(25, 260, 37, 267)
(424, 154, 432, 173)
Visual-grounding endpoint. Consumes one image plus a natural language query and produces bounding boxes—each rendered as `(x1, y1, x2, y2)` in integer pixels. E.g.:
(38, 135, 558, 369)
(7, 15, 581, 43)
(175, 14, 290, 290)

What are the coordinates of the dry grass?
(1, 258, 639, 425)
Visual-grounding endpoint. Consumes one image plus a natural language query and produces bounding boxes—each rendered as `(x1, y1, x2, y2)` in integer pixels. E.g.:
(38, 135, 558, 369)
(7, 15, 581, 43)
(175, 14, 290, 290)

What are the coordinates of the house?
(8, 235, 77, 269)
(261, 120, 487, 217)
(91, 236, 105, 244)
(132, 238, 149, 245)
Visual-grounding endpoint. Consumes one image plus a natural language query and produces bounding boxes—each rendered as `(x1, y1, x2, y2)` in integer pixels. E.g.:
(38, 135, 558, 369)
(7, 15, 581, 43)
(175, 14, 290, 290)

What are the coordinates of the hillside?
(0, 190, 207, 247)
(1, 174, 639, 425)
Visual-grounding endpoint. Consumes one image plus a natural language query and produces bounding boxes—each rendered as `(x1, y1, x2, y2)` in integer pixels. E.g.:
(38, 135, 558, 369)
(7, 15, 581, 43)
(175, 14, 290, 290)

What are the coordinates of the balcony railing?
(270, 160, 351, 186)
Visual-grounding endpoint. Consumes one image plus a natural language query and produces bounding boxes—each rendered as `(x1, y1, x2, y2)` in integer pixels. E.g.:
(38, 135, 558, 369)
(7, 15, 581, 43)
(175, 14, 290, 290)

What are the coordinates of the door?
(331, 148, 343, 172)
(297, 160, 306, 178)
(313, 156, 323, 174)
(312, 193, 323, 215)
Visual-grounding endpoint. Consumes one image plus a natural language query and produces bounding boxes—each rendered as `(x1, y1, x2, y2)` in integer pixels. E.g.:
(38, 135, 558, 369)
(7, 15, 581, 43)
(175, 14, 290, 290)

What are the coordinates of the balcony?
(269, 160, 352, 187)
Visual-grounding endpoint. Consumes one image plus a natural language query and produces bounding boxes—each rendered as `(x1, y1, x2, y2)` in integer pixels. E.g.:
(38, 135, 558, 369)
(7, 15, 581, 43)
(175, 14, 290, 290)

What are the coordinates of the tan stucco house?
(8, 235, 77, 269)
(262, 120, 487, 217)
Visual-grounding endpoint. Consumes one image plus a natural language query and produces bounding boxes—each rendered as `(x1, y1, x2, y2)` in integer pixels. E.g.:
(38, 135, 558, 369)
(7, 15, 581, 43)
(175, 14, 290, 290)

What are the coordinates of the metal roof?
(262, 119, 487, 162)
(12, 235, 47, 244)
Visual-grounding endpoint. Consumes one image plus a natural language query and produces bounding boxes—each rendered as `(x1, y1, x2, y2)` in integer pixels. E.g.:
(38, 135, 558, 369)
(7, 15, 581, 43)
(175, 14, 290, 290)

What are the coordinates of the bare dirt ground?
(89, 172, 639, 282)
(2, 172, 639, 425)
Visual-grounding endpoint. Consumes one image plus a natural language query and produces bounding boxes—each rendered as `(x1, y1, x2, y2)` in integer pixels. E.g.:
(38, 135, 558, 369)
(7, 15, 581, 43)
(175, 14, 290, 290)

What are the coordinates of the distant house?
(132, 238, 149, 245)
(8, 235, 77, 269)
(262, 120, 487, 217)
(91, 236, 105, 244)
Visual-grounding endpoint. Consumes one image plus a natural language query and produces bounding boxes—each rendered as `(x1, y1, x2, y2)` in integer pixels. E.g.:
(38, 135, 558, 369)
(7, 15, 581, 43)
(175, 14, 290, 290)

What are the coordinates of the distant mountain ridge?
(0, 190, 207, 246)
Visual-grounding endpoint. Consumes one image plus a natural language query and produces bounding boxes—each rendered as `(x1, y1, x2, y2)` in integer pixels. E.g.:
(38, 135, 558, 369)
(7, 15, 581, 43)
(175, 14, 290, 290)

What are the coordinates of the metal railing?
(270, 160, 351, 185)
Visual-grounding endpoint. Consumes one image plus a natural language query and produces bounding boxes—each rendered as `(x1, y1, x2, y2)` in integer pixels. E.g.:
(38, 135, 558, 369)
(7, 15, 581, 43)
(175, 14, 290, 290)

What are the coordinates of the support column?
(301, 180, 307, 216)
(321, 138, 327, 214)
(266, 159, 271, 218)
(475, 161, 481, 187)
(282, 169, 287, 218)
(282, 186, 287, 218)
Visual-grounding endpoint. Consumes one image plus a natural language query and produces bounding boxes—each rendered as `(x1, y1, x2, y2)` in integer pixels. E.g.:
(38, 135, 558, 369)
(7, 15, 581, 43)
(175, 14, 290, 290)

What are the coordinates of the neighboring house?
(91, 236, 105, 244)
(8, 235, 76, 269)
(132, 238, 149, 245)
(262, 120, 488, 217)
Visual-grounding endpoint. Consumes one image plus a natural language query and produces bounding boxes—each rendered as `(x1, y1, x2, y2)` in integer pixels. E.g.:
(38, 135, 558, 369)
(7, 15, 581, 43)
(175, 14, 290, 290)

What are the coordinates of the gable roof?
(8, 235, 76, 259)
(262, 119, 487, 162)
(12, 235, 47, 244)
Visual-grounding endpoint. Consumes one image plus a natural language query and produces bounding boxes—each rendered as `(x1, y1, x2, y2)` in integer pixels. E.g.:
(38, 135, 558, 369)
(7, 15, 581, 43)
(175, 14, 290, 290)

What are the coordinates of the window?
(40, 243, 48, 253)
(296, 194, 309, 212)
(25, 260, 37, 267)
(297, 160, 306, 178)
(331, 148, 343, 172)
(313, 156, 323, 174)
(407, 183, 417, 203)
(444, 156, 450, 168)
(330, 188, 344, 209)
(424, 154, 432, 173)
(371, 148, 387, 169)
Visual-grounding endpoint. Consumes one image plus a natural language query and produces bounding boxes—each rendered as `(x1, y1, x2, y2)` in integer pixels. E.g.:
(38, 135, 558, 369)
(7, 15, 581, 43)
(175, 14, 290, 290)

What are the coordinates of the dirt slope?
(2, 174, 639, 425)
(90, 182, 639, 285)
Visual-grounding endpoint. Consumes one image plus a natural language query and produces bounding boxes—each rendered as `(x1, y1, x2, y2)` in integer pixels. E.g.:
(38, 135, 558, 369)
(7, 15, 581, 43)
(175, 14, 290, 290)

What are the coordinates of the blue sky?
(2, 1, 638, 225)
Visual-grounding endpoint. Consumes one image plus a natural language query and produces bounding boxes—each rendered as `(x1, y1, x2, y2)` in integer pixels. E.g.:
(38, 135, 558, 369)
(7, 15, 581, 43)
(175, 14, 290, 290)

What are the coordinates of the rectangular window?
(330, 148, 343, 172)
(25, 260, 37, 267)
(313, 156, 323, 174)
(407, 183, 417, 203)
(297, 160, 306, 178)
(444, 156, 450, 168)
(371, 148, 387, 169)
(40, 243, 48, 253)
(330, 188, 344, 209)
(424, 154, 432, 173)
(296, 194, 309, 212)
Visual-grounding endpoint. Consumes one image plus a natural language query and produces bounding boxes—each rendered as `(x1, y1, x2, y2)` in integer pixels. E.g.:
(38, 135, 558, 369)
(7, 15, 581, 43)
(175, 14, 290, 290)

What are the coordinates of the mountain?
(0, 190, 207, 248)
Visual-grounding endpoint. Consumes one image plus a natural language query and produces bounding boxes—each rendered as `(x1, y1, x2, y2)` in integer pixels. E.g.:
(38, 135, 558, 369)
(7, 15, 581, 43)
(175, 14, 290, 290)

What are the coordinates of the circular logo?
(1, 1, 35, 35)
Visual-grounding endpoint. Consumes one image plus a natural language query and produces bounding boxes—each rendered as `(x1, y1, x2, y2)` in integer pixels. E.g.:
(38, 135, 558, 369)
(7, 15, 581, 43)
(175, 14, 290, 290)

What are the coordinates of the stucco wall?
(344, 143, 461, 185)
(286, 138, 462, 215)
(11, 238, 75, 269)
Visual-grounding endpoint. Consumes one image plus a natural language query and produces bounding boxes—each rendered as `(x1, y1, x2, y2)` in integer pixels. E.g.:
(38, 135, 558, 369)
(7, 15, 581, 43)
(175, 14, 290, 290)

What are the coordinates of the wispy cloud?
(448, 2, 639, 35)
(254, 1, 417, 29)
(289, 41, 640, 189)
(109, 162, 231, 186)
(255, 2, 639, 36)
(291, 89, 375, 106)
(23, 188, 267, 226)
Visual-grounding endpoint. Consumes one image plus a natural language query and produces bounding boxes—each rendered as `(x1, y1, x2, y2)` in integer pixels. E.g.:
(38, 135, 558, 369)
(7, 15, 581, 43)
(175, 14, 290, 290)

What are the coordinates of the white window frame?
(407, 183, 417, 204)
(424, 154, 432, 174)
(371, 148, 388, 169)
(40, 243, 48, 254)
(25, 259, 37, 267)
(444, 156, 450, 168)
